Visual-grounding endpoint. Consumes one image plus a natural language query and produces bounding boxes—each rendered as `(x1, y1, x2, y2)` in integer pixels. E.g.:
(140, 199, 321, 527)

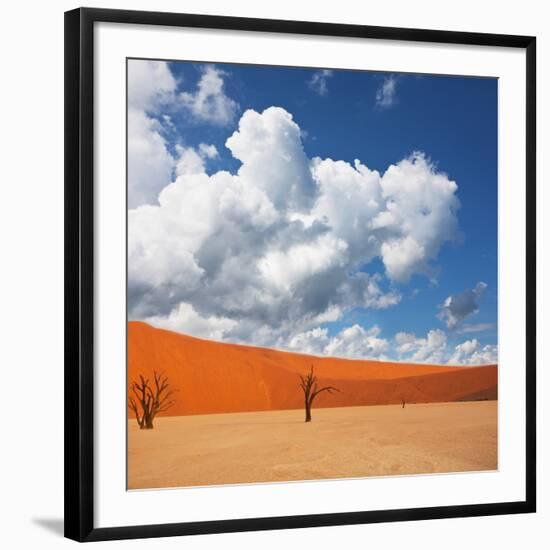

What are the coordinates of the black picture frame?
(65, 7, 537, 542)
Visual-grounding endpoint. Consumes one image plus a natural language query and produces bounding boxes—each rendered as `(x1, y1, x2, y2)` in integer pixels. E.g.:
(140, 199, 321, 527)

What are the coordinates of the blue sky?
(127, 59, 498, 365)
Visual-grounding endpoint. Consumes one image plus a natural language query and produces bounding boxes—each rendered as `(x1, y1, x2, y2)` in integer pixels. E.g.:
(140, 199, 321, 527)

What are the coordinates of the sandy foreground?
(128, 401, 497, 490)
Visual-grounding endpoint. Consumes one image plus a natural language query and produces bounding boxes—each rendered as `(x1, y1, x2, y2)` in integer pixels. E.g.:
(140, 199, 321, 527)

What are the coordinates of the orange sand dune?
(128, 321, 497, 416)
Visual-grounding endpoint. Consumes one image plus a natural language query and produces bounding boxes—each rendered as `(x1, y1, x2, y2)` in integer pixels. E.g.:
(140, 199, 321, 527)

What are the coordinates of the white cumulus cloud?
(395, 330, 497, 365)
(146, 302, 237, 341)
(128, 98, 462, 358)
(127, 62, 238, 207)
(174, 143, 219, 176)
(395, 329, 448, 364)
(377, 153, 460, 282)
(288, 327, 330, 356)
(127, 60, 177, 208)
(324, 325, 389, 359)
(127, 109, 175, 208)
(180, 66, 239, 125)
(198, 143, 219, 159)
(227, 107, 317, 212)
(467, 344, 498, 365)
(448, 338, 498, 365)
(127, 59, 177, 112)
(288, 324, 389, 360)
(258, 234, 348, 293)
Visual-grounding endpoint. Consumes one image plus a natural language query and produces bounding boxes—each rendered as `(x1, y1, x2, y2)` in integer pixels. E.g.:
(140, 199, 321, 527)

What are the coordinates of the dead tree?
(401, 396, 406, 409)
(128, 371, 176, 429)
(299, 366, 340, 422)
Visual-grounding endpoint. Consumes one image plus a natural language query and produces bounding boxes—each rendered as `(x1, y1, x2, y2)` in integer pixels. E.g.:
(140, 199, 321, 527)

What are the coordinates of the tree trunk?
(141, 416, 154, 429)
(305, 402, 312, 422)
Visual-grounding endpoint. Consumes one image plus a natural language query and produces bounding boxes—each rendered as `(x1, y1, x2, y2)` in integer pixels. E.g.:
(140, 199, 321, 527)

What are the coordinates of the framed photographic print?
(64, 7, 536, 542)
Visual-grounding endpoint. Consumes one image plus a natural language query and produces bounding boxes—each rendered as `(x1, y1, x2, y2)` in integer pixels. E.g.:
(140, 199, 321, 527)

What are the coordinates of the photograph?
(126, 58, 499, 490)
(0, 0, 543, 547)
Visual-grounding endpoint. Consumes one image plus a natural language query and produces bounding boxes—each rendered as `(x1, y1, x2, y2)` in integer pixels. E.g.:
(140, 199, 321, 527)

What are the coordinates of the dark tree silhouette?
(299, 366, 340, 422)
(401, 396, 406, 409)
(128, 371, 176, 429)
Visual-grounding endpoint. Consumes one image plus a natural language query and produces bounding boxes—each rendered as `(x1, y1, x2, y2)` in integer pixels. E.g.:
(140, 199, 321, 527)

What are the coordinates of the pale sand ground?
(128, 401, 497, 490)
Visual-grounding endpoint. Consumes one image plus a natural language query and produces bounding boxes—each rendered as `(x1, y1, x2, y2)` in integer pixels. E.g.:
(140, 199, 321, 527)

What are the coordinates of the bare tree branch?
(311, 385, 340, 400)
(298, 365, 339, 422)
(128, 370, 177, 429)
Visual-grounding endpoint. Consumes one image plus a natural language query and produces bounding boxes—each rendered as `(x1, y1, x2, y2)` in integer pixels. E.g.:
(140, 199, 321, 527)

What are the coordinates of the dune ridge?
(128, 321, 497, 416)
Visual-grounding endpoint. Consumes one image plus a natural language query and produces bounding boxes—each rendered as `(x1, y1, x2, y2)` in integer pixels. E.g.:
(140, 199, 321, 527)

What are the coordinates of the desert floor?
(127, 401, 497, 490)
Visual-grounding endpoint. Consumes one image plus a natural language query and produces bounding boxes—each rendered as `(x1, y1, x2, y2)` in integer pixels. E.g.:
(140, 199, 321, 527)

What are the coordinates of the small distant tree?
(128, 371, 176, 429)
(401, 396, 406, 409)
(299, 366, 340, 423)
